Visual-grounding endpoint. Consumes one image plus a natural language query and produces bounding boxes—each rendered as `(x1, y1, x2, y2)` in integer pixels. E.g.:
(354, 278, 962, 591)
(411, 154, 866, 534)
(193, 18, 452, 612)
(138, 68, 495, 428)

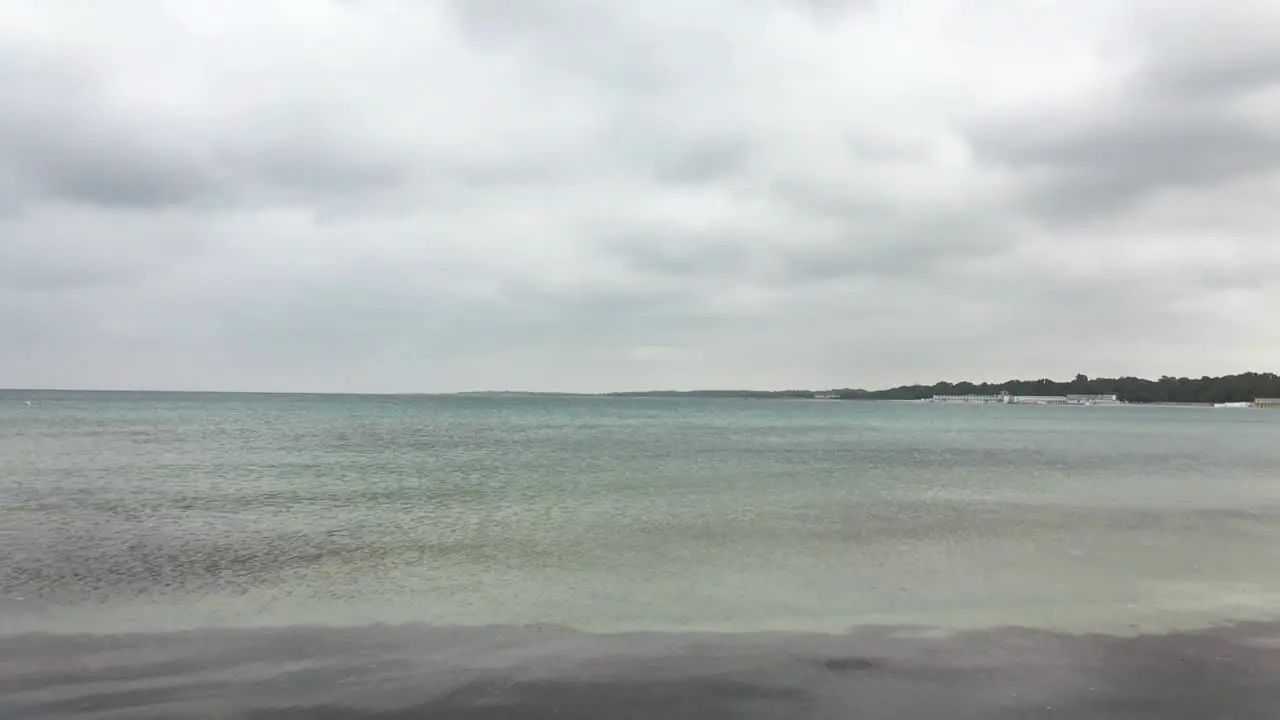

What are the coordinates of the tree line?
(606, 372, 1280, 404)
(830, 372, 1280, 404)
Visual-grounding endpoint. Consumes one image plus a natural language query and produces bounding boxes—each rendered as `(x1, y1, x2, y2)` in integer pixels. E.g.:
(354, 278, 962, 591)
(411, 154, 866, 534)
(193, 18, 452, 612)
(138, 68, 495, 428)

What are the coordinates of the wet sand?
(3, 621, 1278, 719)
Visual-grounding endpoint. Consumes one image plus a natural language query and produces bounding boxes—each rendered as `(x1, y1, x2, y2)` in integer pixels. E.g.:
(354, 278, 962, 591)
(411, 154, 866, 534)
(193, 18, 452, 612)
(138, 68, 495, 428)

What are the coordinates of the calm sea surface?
(2, 391, 1279, 718)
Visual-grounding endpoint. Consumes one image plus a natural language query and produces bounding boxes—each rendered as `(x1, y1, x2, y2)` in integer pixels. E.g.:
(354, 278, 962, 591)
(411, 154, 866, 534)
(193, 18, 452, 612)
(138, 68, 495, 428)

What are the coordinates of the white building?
(930, 392, 1123, 406)
(1011, 395, 1068, 405)
(931, 392, 1010, 404)
(1254, 398, 1280, 409)
(1066, 394, 1121, 405)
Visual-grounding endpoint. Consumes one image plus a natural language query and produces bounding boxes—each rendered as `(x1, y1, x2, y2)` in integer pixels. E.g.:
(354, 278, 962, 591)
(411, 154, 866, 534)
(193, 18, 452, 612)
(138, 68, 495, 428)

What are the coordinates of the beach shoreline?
(3, 620, 1279, 719)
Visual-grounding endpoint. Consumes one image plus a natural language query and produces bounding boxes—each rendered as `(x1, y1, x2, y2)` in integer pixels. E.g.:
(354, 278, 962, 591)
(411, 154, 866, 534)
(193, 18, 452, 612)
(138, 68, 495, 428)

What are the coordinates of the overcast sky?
(2, 0, 1278, 393)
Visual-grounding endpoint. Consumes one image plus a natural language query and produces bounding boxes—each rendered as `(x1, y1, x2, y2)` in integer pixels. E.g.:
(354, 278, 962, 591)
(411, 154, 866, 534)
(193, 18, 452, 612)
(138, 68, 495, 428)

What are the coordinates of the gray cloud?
(0, 46, 419, 215)
(603, 231, 755, 279)
(773, 213, 1014, 282)
(795, 0, 872, 18)
(1135, 4, 1280, 101)
(0, 49, 219, 210)
(648, 137, 751, 185)
(1145, 46, 1280, 101)
(967, 2, 1280, 221)
(971, 111, 1280, 219)
(1, 0, 1278, 392)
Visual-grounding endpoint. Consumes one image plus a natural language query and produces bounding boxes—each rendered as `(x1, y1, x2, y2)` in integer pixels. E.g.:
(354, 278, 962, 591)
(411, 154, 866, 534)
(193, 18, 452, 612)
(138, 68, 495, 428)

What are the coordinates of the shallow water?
(3, 622, 1280, 718)
(2, 391, 1279, 716)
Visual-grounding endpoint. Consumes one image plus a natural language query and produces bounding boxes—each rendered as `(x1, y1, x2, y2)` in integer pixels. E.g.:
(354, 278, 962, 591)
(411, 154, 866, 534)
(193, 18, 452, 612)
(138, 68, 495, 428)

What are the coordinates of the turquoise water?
(3, 392, 1279, 636)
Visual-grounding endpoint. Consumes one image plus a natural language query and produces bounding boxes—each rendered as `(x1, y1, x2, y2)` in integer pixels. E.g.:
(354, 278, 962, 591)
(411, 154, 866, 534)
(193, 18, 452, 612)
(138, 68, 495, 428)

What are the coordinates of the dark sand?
(2, 621, 1278, 718)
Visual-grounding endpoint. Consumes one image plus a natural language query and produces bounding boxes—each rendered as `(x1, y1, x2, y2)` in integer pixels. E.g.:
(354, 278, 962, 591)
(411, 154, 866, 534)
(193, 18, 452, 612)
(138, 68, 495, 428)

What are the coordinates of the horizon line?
(3, 371, 1276, 398)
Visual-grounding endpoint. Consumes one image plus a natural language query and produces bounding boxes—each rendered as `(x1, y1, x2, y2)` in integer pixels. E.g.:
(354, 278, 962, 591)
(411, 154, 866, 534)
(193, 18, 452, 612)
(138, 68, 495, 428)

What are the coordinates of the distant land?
(450, 391, 592, 398)
(607, 373, 1280, 405)
(460, 372, 1280, 405)
(6, 374, 1277, 404)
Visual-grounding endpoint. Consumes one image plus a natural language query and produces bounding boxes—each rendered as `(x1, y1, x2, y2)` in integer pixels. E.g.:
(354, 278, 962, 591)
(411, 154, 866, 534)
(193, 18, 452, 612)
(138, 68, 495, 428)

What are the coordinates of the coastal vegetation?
(606, 372, 1280, 404)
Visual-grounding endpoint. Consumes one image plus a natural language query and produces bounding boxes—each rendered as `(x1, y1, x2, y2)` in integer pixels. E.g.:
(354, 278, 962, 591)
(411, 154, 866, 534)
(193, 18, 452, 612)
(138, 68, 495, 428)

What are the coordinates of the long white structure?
(1013, 395, 1068, 405)
(930, 393, 1009, 404)
(1066, 394, 1121, 405)
(930, 392, 1123, 405)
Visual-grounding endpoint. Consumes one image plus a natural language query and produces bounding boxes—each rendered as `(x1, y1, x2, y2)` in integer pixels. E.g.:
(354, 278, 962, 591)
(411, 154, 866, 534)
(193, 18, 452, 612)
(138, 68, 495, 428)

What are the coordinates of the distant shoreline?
(5, 371, 1278, 407)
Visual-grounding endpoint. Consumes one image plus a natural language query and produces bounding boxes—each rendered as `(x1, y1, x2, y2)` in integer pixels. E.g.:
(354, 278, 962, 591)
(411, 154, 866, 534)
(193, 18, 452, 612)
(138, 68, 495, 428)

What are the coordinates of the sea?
(2, 390, 1279, 718)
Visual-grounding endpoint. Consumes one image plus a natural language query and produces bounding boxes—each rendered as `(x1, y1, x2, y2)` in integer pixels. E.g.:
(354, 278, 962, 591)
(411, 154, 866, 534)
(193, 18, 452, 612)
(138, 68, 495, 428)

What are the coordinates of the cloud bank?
(2, 0, 1278, 392)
